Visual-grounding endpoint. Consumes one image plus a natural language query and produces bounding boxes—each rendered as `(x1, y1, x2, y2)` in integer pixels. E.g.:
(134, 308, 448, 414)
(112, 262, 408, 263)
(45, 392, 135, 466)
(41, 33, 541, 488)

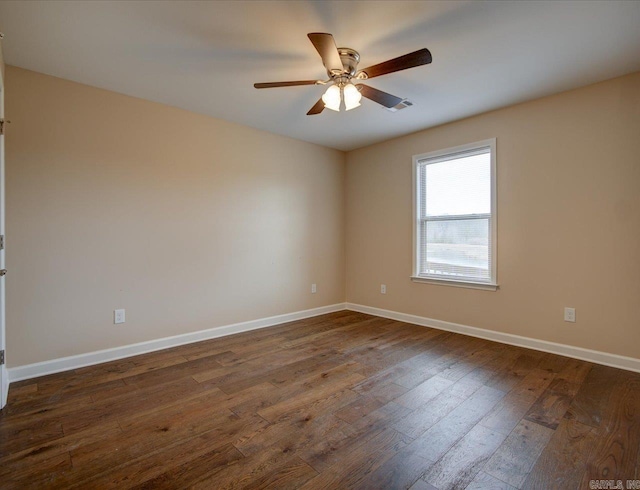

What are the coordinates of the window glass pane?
(420, 218, 490, 281)
(424, 152, 490, 217)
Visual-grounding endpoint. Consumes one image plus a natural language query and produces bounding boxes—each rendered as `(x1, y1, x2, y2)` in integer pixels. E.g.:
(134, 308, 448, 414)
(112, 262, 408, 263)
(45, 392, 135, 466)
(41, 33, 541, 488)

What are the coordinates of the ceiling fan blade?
(307, 33, 343, 73)
(254, 80, 318, 89)
(359, 48, 432, 79)
(307, 98, 325, 115)
(356, 84, 403, 108)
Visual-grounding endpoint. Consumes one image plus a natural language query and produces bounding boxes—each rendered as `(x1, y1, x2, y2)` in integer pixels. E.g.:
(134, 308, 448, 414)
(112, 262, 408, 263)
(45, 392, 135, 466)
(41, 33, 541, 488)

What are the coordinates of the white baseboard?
(7, 303, 347, 383)
(8, 300, 639, 388)
(346, 303, 640, 373)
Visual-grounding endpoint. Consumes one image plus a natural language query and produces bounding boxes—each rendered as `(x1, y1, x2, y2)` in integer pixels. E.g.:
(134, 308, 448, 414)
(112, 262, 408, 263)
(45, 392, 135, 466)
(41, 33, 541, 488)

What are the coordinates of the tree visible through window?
(413, 139, 497, 288)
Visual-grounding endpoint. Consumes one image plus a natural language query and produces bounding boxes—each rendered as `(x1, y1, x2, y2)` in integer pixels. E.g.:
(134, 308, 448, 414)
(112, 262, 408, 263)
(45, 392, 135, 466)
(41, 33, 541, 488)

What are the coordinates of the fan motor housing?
(336, 48, 360, 77)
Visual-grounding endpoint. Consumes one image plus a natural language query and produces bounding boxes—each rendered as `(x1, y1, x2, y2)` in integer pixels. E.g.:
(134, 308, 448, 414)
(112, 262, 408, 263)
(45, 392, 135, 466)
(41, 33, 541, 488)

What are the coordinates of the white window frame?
(411, 138, 498, 291)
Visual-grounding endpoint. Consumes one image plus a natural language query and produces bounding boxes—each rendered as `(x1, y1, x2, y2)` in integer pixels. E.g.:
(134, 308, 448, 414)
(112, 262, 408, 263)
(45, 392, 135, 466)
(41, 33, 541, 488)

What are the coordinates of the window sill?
(410, 276, 499, 291)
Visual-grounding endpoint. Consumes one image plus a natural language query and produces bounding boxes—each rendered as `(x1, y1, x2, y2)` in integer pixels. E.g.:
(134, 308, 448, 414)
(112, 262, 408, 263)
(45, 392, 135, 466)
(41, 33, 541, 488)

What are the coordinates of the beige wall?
(5, 66, 345, 367)
(6, 65, 640, 368)
(346, 72, 640, 359)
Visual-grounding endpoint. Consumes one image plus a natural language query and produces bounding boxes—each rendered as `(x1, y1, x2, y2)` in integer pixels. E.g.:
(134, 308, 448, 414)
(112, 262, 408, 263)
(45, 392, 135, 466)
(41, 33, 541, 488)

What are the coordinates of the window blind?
(417, 146, 493, 283)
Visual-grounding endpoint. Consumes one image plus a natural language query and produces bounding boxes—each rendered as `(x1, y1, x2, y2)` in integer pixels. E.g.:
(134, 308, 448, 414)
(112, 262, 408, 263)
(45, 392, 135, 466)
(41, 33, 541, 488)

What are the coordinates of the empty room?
(0, 0, 639, 488)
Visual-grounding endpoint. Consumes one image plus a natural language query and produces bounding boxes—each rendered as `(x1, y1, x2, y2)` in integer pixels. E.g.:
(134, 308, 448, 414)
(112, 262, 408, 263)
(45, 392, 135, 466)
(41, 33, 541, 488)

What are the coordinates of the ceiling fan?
(254, 33, 432, 115)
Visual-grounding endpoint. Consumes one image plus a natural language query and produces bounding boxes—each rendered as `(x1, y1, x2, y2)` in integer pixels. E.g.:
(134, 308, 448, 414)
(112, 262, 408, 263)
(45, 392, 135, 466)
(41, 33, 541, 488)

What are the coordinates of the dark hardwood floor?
(1, 311, 639, 489)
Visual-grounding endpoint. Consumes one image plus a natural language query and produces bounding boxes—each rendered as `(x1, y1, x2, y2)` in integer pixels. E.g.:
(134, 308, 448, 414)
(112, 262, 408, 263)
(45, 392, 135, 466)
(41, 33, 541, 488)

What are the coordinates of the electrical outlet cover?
(564, 307, 575, 323)
(114, 309, 126, 324)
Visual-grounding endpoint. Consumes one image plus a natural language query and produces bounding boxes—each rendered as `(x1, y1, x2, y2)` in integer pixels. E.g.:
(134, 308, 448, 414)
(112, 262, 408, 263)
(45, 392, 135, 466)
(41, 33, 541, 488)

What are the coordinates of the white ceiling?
(1, 0, 639, 151)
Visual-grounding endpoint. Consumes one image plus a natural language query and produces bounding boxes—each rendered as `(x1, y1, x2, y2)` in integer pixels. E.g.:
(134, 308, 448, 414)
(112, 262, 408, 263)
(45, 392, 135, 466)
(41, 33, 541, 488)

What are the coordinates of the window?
(412, 139, 497, 290)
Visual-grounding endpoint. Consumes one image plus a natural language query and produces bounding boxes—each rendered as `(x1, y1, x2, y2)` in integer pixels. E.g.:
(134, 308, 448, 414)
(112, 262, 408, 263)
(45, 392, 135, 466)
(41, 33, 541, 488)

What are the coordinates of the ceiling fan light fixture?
(322, 84, 341, 111)
(343, 83, 362, 111)
(254, 33, 432, 116)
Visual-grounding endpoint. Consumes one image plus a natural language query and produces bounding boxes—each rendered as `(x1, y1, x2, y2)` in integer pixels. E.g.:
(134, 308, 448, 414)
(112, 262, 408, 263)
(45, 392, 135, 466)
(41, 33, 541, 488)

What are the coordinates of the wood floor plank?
(523, 379, 576, 430)
(580, 374, 640, 485)
(267, 414, 350, 463)
(79, 439, 244, 489)
(394, 337, 479, 389)
(237, 393, 357, 457)
(409, 480, 439, 490)
(241, 456, 318, 490)
(228, 359, 357, 417)
(479, 391, 538, 436)
(349, 400, 414, 434)
(394, 374, 454, 409)
(484, 351, 545, 393)
(356, 446, 432, 490)
(443, 373, 484, 400)
(0, 416, 64, 454)
(437, 346, 500, 382)
(298, 402, 411, 473)
(335, 382, 408, 424)
(392, 390, 466, 439)
(0, 420, 121, 484)
(60, 376, 207, 435)
(70, 409, 256, 480)
(521, 417, 597, 490)
(483, 419, 555, 488)
(298, 428, 411, 489)
(131, 442, 246, 489)
(565, 363, 621, 428)
(5, 382, 38, 403)
(295, 424, 381, 474)
(524, 358, 592, 430)
(1, 311, 638, 488)
(189, 446, 304, 490)
(479, 367, 555, 435)
(195, 345, 350, 395)
(257, 372, 364, 422)
(404, 385, 505, 463)
(0, 451, 73, 490)
(423, 424, 507, 490)
(465, 471, 517, 490)
(334, 394, 386, 424)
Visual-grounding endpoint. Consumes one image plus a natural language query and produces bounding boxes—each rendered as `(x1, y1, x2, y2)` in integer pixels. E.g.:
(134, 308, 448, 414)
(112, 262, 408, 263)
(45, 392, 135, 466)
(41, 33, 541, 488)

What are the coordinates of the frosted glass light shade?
(343, 83, 362, 111)
(322, 85, 341, 111)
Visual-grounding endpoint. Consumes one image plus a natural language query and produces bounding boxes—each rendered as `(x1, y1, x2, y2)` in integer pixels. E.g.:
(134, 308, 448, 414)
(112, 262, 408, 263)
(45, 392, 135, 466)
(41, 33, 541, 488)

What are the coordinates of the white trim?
(0, 39, 6, 409)
(410, 276, 498, 291)
(8, 300, 640, 387)
(7, 303, 347, 383)
(1, 366, 7, 407)
(346, 303, 640, 373)
(412, 138, 497, 288)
